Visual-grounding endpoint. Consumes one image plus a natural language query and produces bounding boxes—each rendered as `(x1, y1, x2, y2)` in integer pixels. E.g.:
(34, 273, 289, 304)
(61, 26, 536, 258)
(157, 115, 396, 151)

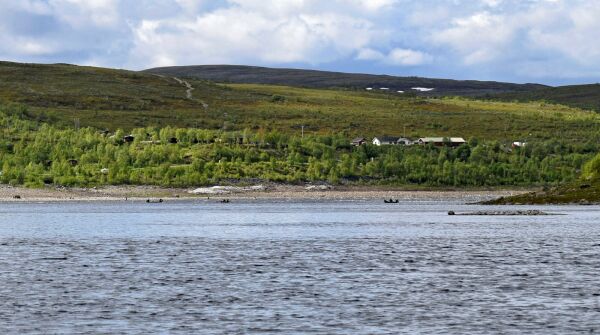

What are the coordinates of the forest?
(1, 103, 596, 188)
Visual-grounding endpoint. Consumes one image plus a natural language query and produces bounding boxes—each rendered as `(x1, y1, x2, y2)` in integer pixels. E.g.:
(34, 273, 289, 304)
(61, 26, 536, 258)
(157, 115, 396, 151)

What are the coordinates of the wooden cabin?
(351, 137, 367, 146)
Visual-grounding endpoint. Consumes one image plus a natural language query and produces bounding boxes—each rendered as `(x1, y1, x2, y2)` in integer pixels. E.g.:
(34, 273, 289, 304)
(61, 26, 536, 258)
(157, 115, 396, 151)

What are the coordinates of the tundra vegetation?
(2, 61, 600, 191)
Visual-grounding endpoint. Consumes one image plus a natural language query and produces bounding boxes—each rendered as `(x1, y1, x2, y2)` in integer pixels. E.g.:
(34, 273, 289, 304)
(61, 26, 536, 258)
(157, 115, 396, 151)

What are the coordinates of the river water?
(1, 199, 599, 334)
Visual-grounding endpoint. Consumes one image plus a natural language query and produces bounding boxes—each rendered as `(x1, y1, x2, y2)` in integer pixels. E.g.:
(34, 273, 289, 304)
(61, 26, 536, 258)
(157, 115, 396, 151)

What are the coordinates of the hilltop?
(144, 65, 547, 96)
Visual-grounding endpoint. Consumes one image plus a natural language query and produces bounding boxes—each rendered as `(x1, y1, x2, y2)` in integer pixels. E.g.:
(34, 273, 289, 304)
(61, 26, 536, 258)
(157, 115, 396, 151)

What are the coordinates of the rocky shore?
(0, 184, 528, 202)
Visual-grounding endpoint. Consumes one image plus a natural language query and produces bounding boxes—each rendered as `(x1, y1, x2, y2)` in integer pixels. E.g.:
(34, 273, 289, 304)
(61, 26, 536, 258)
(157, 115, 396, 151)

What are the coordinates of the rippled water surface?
(1, 199, 600, 334)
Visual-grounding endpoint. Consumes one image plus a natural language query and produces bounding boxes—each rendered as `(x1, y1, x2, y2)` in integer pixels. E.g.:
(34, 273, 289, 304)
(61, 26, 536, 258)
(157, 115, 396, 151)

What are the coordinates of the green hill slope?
(2, 61, 600, 189)
(144, 65, 547, 96)
(492, 84, 600, 112)
(1, 61, 599, 144)
(0, 61, 204, 110)
(483, 152, 600, 204)
(0, 61, 270, 130)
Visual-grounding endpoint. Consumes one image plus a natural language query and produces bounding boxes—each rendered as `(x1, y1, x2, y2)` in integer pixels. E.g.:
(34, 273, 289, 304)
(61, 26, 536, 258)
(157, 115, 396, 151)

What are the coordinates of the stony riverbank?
(0, 184, 529, 202)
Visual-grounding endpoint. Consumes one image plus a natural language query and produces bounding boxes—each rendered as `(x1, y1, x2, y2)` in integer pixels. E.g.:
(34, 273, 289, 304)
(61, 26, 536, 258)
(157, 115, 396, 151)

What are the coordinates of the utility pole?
(301, 125, 305, 139)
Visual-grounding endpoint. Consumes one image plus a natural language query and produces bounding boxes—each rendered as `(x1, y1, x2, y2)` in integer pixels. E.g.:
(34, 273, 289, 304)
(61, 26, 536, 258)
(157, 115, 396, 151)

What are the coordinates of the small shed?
(123, 135, 135, 143)
(512, 141, 527, 148)
(351, 137, 367, 146)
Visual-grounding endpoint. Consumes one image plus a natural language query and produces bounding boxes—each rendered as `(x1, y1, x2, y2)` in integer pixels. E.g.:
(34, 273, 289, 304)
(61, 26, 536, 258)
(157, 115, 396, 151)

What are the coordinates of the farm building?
(372, 136, 414, 146)
(418, 137, 466, 147)
(373, 136, 400, 146)
(397, 138, 413, 145)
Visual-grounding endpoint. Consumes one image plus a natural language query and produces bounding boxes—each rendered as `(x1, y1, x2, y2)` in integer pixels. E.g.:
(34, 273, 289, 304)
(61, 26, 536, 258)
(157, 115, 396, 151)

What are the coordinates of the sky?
(1, 0, 600, 86)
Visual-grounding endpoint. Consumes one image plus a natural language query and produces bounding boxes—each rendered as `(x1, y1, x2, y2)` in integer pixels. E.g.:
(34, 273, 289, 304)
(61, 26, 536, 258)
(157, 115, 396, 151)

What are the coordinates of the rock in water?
(449, 210, 554, 216)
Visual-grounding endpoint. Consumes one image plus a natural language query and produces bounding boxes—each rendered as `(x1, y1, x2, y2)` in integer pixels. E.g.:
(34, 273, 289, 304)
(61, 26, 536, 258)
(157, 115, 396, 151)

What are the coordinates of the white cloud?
(527, 2, 600, 66)
(430, 0, 600, 76)
(432, 11, 515, 64)
(386, 48, 432, 66)
(128, 3, 380, 68)
(50, 0, 120, 27)
(356, 48, 385, 60)
(0, 35, 56, 57)
(481, 0, 503, 7)
(356, 47, 431, 66)
(349, 0, 397, 12)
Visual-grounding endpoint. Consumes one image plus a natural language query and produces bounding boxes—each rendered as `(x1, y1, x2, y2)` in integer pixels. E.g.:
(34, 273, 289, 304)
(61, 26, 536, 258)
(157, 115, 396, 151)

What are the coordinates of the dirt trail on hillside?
(173, 77, 194, 99)
(151, 74, 208, 108)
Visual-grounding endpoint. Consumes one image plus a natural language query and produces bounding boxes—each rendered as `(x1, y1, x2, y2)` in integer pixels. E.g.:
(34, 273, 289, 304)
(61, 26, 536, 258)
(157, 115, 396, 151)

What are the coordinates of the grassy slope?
(225, 84, 600, 142)
(482, 182, 600, 205)
(0, 61, 256, 130)
(144, 64, 547, 96)
(2, 61, 600, 144)
(492, 84, 600, 112)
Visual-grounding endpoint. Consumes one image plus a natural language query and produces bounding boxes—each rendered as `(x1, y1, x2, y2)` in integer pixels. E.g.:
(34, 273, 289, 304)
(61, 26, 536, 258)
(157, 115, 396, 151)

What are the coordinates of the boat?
(384, 199, 399, 204)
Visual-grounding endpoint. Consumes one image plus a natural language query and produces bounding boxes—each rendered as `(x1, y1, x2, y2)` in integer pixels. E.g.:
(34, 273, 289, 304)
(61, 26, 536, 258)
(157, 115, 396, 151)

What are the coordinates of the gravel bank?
(0, 185, 529, 203)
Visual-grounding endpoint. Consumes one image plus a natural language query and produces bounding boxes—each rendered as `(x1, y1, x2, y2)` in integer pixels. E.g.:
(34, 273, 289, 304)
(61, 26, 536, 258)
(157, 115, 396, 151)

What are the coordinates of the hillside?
(144, 65, 547, 96)
(491, 84, 600, 112)
(2, 60, 600, 189)
(1, 61, 599, 145)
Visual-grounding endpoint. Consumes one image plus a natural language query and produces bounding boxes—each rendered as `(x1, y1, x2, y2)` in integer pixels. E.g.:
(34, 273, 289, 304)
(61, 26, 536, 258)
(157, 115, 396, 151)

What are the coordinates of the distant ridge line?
(143, 65, 548, 97)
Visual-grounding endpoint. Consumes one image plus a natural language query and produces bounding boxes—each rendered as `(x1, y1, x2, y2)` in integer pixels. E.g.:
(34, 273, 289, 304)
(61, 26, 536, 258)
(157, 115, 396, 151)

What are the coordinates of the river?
(1, 199, 599, 334)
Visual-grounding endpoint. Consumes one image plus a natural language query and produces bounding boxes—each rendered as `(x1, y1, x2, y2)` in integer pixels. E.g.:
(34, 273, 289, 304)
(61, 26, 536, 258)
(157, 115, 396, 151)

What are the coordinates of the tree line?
(0, 104, 596, 188)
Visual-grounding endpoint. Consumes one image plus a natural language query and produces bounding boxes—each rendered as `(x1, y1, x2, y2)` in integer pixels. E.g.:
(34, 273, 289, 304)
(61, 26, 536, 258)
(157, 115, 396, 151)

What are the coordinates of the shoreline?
(0, 185, 531, 203)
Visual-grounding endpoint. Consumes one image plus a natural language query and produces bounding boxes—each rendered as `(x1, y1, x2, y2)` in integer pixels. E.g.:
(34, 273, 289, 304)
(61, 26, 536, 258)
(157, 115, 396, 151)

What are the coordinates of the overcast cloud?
(1, 0, 600, 85)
